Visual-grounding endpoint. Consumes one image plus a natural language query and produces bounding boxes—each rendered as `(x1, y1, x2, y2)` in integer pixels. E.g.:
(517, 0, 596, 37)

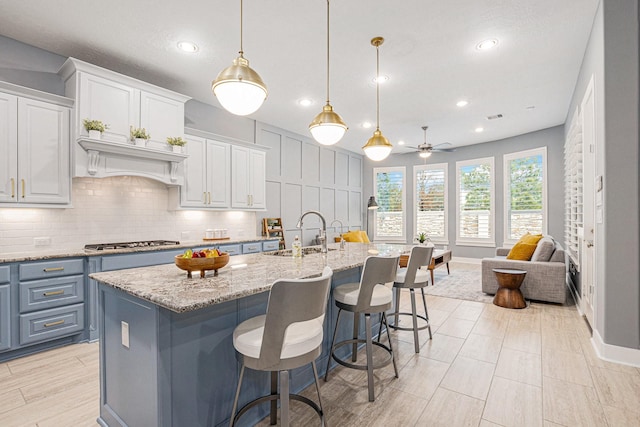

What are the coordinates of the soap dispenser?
(292, 235, 302, 258)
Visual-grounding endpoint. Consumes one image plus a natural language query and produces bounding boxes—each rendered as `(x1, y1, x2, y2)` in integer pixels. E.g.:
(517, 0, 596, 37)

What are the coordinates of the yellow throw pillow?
(358, 230, 371, 243)
(518, 232, 543, 245)
(342, 230, 371, 243)
(506, 242, 538, 260)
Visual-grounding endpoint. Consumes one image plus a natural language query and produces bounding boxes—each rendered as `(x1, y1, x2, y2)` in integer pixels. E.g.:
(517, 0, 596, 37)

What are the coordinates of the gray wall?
(257, 122, 364, 247)
(184, 99, 255, 144)
(363, 125, 565, 259)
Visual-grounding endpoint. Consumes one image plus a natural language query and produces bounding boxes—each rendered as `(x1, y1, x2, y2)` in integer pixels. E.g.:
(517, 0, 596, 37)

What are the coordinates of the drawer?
(217, 244, 241, 256)
(19, 303, 84, 346)
(20, 259, 84, 281)
(262, 240, 279, 251)
(0, 265, 9, 284)
(20, 275, 84, 313)
(242, 242, 262, 254)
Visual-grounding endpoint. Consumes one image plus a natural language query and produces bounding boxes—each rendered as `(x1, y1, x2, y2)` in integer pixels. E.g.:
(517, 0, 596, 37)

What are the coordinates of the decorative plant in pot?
(166, 136, 187, 153)
(130, 126, 150, 147)
(83, 119, 108, 140)
(416, 232, 431, 245)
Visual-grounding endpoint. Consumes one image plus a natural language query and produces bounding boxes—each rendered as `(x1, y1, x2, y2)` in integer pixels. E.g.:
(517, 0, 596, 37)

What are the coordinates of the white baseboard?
(451, 256, 481, 265)
(592, 329, 640, 368)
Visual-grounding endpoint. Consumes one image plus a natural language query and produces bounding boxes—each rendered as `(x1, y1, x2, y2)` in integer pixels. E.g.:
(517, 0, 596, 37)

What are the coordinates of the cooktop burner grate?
(84, 240, 180, 251)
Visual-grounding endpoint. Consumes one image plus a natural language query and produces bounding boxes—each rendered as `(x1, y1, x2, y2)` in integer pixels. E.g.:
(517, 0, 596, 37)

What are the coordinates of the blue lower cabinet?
(19, 275, 84, 313)
(0, 284, 10, 352)
(19, 303, 84, 346)
(242, 242, 262, 254)
(262, 240, 279, 251)
(218, 244, 241, 256)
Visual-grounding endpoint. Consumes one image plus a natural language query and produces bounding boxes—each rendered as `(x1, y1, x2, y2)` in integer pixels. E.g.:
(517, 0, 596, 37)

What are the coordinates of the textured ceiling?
(0, 0, 599, 155)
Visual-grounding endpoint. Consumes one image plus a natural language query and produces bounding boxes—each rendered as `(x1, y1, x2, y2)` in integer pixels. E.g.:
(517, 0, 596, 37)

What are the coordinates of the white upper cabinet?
(0, 83, 71, 206)
(231, 146, 266, 209)
(180, 135, 230, 208)
(140, 91, 185, 147)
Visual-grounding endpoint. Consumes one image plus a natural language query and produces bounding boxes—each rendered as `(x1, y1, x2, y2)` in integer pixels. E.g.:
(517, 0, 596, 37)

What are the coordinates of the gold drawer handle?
(43, 290, 64, 297)
(10, 178, 15, 198)
(43, 267, 64, 272)
(44, 319, 65, 328)
(21, 179, 25, 199)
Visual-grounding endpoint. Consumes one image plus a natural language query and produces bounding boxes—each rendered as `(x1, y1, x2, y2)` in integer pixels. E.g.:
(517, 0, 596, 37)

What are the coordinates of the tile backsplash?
(0, 177, 256, 253)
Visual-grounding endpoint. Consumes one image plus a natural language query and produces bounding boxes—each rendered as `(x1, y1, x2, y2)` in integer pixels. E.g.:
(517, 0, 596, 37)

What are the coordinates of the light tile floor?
(1, 264, 639, 426)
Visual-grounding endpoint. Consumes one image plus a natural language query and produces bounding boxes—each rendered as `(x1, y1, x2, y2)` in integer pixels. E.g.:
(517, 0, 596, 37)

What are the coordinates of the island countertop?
(90, 242, 411, 313)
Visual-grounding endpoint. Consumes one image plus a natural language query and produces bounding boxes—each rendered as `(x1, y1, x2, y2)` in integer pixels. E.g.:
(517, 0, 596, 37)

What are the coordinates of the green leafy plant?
(83, 119, 108, 133)
(130, 126, 150, 141)
(166, 136, 187, 147)
(416, 232, 429, 244)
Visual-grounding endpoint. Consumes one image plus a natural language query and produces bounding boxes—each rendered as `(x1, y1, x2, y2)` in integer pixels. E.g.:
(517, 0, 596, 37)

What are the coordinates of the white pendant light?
(211, 0, 267, 116)
(362, 37, 393, 161)
(309, 0, 347, 145)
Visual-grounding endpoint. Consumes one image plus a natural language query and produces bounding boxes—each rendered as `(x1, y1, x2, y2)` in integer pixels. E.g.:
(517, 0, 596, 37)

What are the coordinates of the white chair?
(324, 255, 399, 402)
(230, 266, 333, 427)
(390, 245, 434, 353)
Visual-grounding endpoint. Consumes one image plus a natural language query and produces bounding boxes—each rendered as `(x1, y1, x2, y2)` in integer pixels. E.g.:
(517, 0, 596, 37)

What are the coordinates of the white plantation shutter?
(374, 167, 406, 241)
(456, 158, 495, 246)
(415, 164, 447, 241)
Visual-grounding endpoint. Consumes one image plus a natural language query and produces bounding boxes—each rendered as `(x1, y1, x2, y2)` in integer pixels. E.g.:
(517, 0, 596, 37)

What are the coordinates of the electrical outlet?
(121, 321, 129, 348)
(181, 231, 190, 241)
(34, 237, 51, 247)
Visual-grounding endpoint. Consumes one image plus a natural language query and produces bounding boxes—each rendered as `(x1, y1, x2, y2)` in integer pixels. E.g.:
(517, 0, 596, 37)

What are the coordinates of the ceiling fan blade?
(431, 147, 456, 152)
(431, 142, 452, 149)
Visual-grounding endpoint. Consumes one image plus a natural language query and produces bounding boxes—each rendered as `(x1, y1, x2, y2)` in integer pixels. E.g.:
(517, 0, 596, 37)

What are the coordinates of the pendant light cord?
(376, 43, 380, 130)
(239, 0, 244, 56)
(326, 0, 331, 104)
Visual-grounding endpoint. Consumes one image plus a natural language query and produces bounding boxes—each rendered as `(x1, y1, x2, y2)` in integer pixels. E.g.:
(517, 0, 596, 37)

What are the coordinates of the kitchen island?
(90, 242, 410, 427)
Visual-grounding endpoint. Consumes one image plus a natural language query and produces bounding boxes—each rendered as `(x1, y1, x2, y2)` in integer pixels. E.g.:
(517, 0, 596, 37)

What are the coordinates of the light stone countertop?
(0, 237, 278, 263)
(90, 242, 412, 313)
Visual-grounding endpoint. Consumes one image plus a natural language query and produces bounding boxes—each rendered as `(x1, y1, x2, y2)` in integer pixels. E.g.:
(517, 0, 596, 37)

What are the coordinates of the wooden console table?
(428, 249, 451, 285)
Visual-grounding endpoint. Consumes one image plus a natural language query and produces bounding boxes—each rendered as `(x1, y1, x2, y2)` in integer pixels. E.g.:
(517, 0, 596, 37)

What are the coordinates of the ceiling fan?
(408, 126, 456, 158)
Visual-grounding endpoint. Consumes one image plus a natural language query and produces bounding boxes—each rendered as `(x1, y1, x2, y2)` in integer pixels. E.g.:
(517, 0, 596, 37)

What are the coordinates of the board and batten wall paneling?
(283, 136, 303, 181)
(261, 129, 282, 180)
(257, 122, 363, 247)
(320, 148, 335, 185)
(302, 142, 320, 183)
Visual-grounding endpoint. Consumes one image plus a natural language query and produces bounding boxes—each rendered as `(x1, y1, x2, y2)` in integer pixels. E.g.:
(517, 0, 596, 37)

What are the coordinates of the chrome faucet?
(296, 210, 327, 253)
(330, 219, 346, 250)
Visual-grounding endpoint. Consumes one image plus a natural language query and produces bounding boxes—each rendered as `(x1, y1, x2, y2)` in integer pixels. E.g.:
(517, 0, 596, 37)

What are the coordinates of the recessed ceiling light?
(475, 127, 484, 133)
(177, 41, 199, 53)
(297, 98, 313, 107)
(456, 100, 469, 107)
(398, 140, 405, 145)
(373, 75, 389, 84)
(362, 121, 372, 129)
(476, 39, 498, 50)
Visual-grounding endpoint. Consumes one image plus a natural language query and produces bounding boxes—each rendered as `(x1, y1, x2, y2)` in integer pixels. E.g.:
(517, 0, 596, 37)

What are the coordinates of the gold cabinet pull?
(21, 179, 25, 198)
(43, 290, 64, 297)
(208, 192, 212, 205)
(43, 267, 64, 272)
(203, 192, 207, 204)
(10, 178, 15, 198)
(44, 319, 65, 328)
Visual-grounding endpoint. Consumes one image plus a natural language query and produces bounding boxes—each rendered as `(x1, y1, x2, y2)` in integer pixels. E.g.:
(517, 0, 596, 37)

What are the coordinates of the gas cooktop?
(84, 240, 180, 251)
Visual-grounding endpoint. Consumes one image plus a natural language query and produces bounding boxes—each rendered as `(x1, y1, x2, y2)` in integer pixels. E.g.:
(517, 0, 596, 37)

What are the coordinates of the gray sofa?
(481, 236, 568, 304)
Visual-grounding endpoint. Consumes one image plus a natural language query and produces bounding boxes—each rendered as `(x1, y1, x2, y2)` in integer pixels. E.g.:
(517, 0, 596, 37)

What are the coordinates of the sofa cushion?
(507, 242, 538, 260)
(531, 236, 555, 262)
(342, 230, 370, 243)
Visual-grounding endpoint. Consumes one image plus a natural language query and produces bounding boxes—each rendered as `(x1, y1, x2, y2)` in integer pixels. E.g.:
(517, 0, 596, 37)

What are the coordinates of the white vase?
(134, 138, 147, 147)
(88, 130, 101, 140)
(172, 145, 182, 153)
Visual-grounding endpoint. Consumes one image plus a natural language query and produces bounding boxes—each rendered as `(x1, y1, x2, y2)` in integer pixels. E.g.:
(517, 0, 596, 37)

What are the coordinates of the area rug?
(422, 264, 494, 304)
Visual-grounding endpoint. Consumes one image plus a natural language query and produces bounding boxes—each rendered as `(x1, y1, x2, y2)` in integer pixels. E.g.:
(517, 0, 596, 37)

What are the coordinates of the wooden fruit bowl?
(174, 253, 229, 278)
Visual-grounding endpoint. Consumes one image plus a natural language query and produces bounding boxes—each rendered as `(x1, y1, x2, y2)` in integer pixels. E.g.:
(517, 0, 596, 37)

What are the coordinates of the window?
(373, 167, 406, 241)
(456, 157, 495, 247)
(504, 147, 547, 243)
(414, 163, 448, 244)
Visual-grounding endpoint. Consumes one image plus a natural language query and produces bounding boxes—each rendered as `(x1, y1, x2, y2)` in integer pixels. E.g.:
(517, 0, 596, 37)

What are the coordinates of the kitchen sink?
(265, 246, 337, 256)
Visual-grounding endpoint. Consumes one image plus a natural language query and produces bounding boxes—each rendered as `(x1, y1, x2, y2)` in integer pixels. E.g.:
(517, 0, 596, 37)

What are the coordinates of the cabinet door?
(17, 98, 70, 204)
(231, 145, 250, 209)
(249, 149, 266, 209)
(206, 140, 231, 208)
(0, 284, 10, 352)
(181, 135, 207, 207)
(140, 91, 184, 147)
(0, 92, 18, 203)
(79, 73, 139, 143)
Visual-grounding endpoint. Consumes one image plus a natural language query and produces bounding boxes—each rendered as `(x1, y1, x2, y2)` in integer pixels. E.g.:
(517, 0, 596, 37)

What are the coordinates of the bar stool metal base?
(389, 288, 432, 353)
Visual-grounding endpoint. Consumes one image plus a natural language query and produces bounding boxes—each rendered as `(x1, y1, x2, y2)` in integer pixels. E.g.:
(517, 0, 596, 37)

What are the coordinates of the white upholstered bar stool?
(324, 255, 399, 402)
(390, 245, 434, 353)
(229, 266, 333, 427)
